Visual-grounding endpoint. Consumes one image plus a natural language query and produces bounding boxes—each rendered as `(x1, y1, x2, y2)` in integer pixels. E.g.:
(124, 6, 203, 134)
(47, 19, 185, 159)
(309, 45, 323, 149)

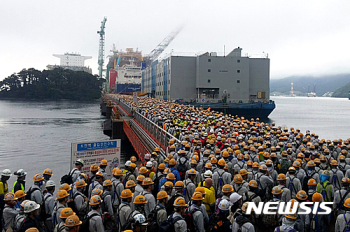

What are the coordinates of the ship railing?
(134, 111, 181, 151)
(117, 98, 133, 115)
(186, 98, 270, 104)
(112, 94, 180, 151)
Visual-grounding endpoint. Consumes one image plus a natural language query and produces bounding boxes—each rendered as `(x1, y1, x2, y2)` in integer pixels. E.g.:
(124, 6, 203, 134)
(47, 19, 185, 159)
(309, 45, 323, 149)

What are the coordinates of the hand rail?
(108, 94, 181, 154)
(123, 120, 149, 162)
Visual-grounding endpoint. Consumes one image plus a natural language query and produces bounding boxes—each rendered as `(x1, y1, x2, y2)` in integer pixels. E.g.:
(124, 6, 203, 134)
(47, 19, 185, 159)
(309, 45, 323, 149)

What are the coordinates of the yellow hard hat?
(91, 188, 103, 196)
(164, 181, 174, 189)
(166, 173, 175, 181)
(14, 190, 26, 199)
(249, 180, 258, 188)
(100, 159, 108, 166)
(195, 187, 205, 195)
(43, 168, 53, 176)
(75, 180, 87, 188)
(240, 169, 248, 176)
(312, 192, 323, 203)
(103, 180, 112, 187)
(234, 174, 243, 184)
(133, 195, 148, 204)
(89, 195, 103, 205)
(120, 189, 134, 199)
(344, 198, 350, 208)
(59, 207, 75, 219)
(142, 178, 154, 186)
(59, 183, 72, 192)
(157, 191, 169, 200)
(136, 175, 145, 182)
(125, 180, 136, 188)
(296, 190, 308, 201)
(65, 215, 82, 227)
(188, 169, 197, 175)
(4, 192, 18, 201)
(218, 159, 226, 166)
(272, 186, 283, 195)
(205, 163, 213, 169)
(158, 163, 166, 170)
(222, 184, 234, 193)
(139, 167, 148, 175)
(33, 174, 44, 182)
(112, 169, 123, 176)
(174, 181, 185, 189)
(277, 173, 287, 181)
(169, 159, 177, 166)
(90, 165, 99, 172)
(192, 192, 204, 201)
(56, 190, 69, 200)
(95, 171, 104, 178)
(173, 197, 187, 207)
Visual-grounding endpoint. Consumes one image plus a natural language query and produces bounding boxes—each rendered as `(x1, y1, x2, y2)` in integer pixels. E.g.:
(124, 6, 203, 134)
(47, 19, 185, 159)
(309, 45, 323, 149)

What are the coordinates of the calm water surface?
(269, 96, 350, 140)
(0, 100, 110, 189)
(0, 97, 349, 189)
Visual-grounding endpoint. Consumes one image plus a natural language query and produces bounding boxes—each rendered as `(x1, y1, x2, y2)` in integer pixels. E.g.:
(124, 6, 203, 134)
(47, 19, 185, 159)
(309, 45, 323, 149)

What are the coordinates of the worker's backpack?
(25, 187, 38, 200)
(158, 214, 183, 232)
(60, 169, 77, 185)
(80, 213, 99, 232)
(177, 157, 188, 172)
(280, 159, 289, 174)
(153, 173, 164, 196)
(208, 214, 223, 232)
(183, 208, 197, 232)
(67, 192, 80, 214)
(343, 214, 350, 232)
(148, 206, 163, 231)
(302, 171, 315, 191)
(255, 174, 266, 197)
(262, 202, 279, 228)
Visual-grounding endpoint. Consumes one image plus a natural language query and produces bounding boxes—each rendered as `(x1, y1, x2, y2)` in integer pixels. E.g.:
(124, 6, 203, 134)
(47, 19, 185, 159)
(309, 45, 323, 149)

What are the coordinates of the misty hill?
(332, 81, 350, 98)
(270, 74, 350, 96)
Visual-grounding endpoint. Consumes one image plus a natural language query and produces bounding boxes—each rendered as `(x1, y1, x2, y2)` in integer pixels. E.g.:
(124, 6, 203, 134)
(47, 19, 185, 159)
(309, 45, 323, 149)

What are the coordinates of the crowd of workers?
(1, 96, 350, 232)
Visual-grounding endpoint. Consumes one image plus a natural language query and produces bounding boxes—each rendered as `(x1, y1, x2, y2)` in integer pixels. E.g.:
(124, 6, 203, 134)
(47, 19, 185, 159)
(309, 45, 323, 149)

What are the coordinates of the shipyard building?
(141, 48, 270, 103)
(47, 53, 92, 73)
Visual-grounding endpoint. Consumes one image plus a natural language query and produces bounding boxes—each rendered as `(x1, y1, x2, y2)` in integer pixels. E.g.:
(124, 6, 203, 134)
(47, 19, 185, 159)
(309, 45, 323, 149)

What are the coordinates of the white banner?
(71, 139, 121, 179)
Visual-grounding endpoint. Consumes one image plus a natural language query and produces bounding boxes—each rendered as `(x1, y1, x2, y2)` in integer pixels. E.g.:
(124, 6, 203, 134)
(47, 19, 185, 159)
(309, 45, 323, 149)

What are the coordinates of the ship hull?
(177, 101, 275, 118)
(116, 83, 141, 94)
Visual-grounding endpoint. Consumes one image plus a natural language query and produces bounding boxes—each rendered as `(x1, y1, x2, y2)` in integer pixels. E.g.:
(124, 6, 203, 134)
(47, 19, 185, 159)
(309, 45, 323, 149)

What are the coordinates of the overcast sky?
(1, 0, 350, 81)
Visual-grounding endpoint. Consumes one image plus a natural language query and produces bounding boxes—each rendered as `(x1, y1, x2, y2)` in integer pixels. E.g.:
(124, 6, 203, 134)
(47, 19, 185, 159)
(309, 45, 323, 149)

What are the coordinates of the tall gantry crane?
(97, 17, 107, 79)
(147, 25, 183, 62)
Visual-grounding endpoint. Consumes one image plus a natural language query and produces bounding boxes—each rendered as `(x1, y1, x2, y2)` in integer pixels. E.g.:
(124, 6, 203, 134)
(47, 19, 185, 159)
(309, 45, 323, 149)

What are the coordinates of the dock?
(99, 94, 180, 162)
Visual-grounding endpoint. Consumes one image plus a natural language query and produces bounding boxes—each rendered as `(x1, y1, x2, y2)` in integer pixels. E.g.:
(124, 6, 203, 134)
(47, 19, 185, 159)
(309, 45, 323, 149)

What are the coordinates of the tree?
(0, 68, 104, 100)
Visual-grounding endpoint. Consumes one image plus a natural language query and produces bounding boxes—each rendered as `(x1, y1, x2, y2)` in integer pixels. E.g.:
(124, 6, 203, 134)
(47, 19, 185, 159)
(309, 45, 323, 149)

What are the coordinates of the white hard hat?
(144, 153, 151, 160)
(146, 161, 153, 168)
(2, 169, 12, 177)
(75, 159, 85, 166)
(218, 199, 231, 211)
(125, 161, 132, 167)
(14, 169, 27, 177)
(230, 192, 242, 204)
(133, 213, 148, 226)
(46, 180, 56, 188)
(24, 201, 40, 213)
(204, 170, 212, 178)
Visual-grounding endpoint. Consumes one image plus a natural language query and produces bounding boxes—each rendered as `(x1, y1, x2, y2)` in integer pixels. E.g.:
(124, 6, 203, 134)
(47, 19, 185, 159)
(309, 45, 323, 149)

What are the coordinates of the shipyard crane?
(97, 17, 107, 79)
(147, 25, 183, 62)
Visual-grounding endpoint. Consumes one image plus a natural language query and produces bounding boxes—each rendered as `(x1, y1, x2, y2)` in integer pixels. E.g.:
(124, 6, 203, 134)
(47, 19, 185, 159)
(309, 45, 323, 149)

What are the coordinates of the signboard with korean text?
(71, 139, 121, 179)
